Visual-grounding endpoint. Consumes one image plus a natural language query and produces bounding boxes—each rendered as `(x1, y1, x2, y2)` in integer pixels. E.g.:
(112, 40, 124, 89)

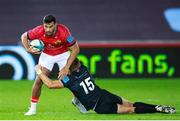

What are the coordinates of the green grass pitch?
(0, 78, 180, 120)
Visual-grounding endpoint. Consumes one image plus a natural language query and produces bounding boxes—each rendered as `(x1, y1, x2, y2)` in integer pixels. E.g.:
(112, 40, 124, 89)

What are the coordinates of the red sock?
(31, 96, 39, 103)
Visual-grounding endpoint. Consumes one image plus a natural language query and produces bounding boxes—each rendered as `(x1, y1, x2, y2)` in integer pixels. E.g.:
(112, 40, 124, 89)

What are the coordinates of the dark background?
(0, 0, 180, 44)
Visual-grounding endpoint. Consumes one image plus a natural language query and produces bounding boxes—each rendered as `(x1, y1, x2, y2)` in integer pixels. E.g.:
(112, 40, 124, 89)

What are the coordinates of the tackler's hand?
(35, 65, 42, 75)
(58, 66, 70, 80)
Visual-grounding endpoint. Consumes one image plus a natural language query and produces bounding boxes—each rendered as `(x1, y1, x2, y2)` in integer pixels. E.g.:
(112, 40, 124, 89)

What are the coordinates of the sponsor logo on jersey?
(55, 40, 62, 45)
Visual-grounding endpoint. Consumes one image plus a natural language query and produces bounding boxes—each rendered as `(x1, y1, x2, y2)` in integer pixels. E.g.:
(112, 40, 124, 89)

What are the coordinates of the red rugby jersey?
(28, 24, 76, 56)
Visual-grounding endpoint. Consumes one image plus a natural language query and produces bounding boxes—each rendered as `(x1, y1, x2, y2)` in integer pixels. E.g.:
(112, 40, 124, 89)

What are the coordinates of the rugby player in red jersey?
(21, 14, 86, 115)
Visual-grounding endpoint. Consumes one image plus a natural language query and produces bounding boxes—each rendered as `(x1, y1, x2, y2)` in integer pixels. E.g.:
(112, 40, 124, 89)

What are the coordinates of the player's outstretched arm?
(36, 65, 64, 89)
(58, 42, 80, 80)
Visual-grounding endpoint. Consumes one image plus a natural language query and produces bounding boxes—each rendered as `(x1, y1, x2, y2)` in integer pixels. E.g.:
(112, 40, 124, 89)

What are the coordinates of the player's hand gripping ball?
(30, 39, 44, 52)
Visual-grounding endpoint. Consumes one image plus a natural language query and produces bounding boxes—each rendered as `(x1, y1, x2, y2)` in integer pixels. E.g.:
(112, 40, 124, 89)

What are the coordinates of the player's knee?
(122, 99, 133, 107)
(117, 104, 134, 114)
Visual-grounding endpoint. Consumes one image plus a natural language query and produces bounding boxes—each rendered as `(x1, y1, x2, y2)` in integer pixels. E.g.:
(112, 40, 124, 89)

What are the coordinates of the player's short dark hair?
(43, 14, 56, 23)
(70, 58, 80, 71)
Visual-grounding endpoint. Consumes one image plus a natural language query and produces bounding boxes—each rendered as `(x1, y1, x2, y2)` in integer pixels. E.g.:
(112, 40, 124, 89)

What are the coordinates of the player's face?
(43, 22, 56, 36)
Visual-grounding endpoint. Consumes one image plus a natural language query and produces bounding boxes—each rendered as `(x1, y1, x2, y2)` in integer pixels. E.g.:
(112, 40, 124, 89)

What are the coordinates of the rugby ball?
(30, 39, 44, 52)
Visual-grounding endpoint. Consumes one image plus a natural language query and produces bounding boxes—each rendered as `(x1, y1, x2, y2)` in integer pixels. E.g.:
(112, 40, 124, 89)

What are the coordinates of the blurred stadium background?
(0, 0, 180, 120)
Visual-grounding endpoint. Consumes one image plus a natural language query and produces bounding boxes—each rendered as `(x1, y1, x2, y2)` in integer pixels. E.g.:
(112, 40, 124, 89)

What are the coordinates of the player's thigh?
(34, 66, 51, 86)
(95, 97, 118, 114)
(95, 91, 123, 114)
(38, 52, 54, 71)
(55, 51, 70, 70)
(95, 101, 118, 114)
(41, 66, 51, 75)
(104, 90, 123, 104)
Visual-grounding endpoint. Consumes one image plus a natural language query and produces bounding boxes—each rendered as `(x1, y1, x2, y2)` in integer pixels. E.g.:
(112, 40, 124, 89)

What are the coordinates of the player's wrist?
(66, 64, 71, 69)
(26, 46, 31, 52)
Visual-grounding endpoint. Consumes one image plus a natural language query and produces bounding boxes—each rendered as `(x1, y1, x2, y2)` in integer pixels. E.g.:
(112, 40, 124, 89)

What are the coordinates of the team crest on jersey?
(55, 40, 61, 45)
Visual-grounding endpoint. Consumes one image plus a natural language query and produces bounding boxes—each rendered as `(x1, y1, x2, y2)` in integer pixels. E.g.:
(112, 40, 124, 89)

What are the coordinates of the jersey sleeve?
(63, 26, 76, 47)
(27, 26, 41, 40)
(60, 76, 71, 87)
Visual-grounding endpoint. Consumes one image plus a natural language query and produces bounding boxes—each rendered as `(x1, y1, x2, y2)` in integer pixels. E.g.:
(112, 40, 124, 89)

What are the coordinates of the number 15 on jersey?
(80, 77, 95, 94)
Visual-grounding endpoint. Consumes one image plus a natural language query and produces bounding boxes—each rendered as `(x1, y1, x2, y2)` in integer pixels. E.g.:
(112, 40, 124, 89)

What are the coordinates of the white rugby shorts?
(38, 51, 70, 71)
